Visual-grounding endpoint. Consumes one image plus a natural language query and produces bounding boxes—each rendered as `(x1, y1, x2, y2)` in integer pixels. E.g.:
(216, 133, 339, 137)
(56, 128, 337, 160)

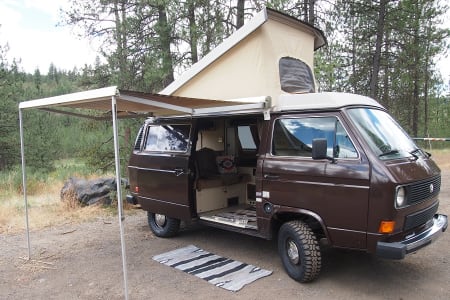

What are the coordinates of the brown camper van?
(127, 92, 447, 282)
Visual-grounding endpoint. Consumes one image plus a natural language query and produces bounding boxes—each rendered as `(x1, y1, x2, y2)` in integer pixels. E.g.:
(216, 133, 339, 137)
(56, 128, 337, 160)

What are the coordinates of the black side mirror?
(312, 138, 327, 159)
(312, 138, 335, 163)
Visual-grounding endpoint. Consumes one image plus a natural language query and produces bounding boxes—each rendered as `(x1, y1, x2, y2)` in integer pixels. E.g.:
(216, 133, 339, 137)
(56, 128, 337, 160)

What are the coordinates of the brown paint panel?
(129, 153, 192, 220)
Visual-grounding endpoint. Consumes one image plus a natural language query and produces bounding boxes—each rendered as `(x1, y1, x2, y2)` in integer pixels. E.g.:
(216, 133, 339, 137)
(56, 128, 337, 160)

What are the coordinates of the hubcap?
(287, 239, 300, 265)
(155, 214, 167, 227)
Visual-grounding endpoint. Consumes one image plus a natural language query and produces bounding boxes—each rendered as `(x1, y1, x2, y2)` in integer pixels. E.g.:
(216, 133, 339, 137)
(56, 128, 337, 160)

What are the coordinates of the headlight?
(396, 186, 407, 208)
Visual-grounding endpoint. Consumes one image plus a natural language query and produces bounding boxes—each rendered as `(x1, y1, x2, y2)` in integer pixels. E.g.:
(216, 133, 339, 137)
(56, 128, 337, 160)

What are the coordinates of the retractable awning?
(19, 86, 269, 119)
(18, 86, 269, 300)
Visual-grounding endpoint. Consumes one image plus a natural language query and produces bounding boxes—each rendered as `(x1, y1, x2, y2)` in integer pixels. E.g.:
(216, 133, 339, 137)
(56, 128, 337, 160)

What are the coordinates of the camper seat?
(196, 173, 251, 190)
(195, 148, 249, 190)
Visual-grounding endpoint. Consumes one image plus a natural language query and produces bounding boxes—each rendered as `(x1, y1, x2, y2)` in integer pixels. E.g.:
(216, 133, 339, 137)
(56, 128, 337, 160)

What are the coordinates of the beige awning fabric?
(19, 86, 268, 118)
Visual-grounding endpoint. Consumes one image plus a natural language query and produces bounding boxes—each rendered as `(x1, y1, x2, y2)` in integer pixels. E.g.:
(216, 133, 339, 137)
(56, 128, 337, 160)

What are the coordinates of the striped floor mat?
(153, 245, 272, 292)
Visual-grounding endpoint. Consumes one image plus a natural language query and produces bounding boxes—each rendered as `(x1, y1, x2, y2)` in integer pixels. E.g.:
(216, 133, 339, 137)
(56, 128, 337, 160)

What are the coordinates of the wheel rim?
(154, 214, 167, 228)
(286, 239, 300, 265)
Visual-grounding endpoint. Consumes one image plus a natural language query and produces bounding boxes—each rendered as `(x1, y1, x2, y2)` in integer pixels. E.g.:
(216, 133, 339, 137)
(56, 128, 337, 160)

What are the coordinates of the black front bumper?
(376, 214, 448, 259)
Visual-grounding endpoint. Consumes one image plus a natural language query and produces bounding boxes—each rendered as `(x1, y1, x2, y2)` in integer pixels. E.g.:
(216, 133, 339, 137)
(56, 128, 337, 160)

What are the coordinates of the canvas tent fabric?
(18, 86, 268, 300)
(160, 8, 326, 105)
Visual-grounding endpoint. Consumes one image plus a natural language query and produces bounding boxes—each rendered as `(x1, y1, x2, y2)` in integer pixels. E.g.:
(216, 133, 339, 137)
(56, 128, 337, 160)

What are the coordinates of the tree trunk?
(157, 5, 174, 87)
(113, 0, 126, 86)
(308, 0, 315, 25)
(369, 0, 388, 99)
(423, 20, 432, 137)
(188, 3, 198, 63)
(236, 0, 245, 29)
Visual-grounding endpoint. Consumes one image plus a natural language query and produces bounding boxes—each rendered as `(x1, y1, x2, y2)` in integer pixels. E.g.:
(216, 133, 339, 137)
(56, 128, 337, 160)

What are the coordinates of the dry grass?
(429, 148, 450, 170)
(0, 178, 115, 235)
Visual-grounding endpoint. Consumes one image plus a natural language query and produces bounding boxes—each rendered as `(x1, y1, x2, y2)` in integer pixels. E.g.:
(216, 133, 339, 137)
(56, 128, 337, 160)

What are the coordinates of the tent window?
(279, 57, 315, 93)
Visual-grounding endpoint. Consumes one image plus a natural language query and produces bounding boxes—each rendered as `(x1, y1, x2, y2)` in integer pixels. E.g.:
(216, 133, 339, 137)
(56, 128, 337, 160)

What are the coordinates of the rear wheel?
(147, 212, 180, 237)
(278, 220, 321, 282)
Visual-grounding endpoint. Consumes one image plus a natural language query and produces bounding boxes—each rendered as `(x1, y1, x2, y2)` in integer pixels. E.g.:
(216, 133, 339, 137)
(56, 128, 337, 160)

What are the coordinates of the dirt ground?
(1, 155, 449, 300)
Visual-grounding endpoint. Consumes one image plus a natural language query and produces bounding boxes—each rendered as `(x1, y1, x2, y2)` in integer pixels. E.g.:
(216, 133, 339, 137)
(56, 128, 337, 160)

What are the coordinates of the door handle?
(264, 174, 280, 179)
(174, 168, 185, 176)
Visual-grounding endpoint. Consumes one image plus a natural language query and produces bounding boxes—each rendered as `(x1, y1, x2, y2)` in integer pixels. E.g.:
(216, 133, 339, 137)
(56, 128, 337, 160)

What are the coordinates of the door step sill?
(198, 206, 257, 230)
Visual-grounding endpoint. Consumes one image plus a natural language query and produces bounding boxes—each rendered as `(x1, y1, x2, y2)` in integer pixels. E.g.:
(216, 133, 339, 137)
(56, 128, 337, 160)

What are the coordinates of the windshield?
(347, 108, 420, 160)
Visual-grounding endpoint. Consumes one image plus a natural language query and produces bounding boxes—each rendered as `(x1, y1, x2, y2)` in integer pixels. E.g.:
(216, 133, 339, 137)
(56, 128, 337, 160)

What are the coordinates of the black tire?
(147, 212, 180, 237)
(278, 220, 321, 282)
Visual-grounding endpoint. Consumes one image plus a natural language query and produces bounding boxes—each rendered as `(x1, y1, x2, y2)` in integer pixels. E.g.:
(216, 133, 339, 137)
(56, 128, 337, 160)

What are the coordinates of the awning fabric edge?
(19, 86, 119, 109)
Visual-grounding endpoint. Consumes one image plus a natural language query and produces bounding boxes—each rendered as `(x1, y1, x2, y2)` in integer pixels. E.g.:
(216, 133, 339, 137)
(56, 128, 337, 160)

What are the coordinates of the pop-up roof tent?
(161, 8, 326, 103)
(18, 7, 326, 300)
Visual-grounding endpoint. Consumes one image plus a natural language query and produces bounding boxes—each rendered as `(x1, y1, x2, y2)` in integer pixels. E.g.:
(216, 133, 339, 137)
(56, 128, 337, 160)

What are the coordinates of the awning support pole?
(19, 108, 31, 260)
(111, 96, 129, 300)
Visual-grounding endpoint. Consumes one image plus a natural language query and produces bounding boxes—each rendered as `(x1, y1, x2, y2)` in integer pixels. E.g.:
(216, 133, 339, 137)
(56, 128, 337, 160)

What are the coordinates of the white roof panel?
(273, 92, 384, 111)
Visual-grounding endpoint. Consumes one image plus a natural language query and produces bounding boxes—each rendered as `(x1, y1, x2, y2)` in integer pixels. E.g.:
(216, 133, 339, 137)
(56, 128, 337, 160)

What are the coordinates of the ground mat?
(153, 244, 272, 292)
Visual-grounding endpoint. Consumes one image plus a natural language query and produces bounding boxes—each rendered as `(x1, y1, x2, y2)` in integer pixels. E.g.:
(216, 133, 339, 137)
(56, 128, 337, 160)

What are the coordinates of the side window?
(144, 124, 190, 152)
(235, 123, 259, 166)
(272, 117, 357, 158)
(237, 125, 257, 151)
(335, 121, 358, 158)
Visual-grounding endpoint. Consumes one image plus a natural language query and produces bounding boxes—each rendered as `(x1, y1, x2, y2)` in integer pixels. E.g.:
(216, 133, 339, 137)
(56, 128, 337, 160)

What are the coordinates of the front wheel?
(147, 212, 180, 237)
(278, 220, 321, 282)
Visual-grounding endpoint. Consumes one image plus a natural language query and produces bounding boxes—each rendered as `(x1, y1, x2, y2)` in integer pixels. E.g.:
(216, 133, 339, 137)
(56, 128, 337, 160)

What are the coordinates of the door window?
(272, 117, 357, 158)
(144, 124, 191, 152)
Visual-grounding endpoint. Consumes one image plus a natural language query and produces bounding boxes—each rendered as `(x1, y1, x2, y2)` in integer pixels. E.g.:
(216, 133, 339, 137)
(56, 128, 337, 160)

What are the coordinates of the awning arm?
(19, 108, 31, 260)
(111, 95, 129, 300)
(39, 108, 106, 120)
(119, 94, 193, 114)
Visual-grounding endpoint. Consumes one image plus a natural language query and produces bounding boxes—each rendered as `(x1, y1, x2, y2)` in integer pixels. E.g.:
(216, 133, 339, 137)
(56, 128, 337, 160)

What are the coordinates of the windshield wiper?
(379, 149, 399, 158)
(409, 148, 420, 160)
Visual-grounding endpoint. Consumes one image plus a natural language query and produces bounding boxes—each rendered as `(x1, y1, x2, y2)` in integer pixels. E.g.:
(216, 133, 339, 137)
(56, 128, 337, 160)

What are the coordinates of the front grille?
(405, 176, 440, 205)
(404, 202, 438, 231)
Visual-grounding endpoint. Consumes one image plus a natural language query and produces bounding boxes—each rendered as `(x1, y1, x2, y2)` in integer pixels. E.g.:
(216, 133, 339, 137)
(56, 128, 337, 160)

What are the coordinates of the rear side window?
(272, 117, 357, 158)
(144, 124, 190, 152)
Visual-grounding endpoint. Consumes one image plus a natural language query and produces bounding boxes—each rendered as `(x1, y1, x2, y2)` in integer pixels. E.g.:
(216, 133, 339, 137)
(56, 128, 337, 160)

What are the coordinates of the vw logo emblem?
(430, 184, 434, 194)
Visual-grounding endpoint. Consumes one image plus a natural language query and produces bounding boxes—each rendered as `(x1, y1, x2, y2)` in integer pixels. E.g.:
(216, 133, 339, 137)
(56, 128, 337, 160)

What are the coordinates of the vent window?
(134, 126, 144, 151)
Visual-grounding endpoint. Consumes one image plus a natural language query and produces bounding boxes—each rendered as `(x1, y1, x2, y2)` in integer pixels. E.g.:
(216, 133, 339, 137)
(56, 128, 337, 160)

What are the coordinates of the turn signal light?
(378, 221, 395, 234)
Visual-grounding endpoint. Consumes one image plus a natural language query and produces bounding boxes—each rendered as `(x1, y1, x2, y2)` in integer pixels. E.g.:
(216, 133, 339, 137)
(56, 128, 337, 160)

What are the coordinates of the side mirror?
(312, 138, 335, 163)
(312, 138, 327, 160)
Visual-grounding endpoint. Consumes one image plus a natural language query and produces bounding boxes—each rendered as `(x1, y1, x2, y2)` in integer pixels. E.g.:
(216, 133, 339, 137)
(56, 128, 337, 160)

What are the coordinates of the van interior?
(193, 117, 261, 230)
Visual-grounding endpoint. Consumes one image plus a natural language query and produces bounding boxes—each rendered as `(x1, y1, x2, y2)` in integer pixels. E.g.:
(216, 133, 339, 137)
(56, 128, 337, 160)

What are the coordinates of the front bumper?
(376, 214, 448, 259)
